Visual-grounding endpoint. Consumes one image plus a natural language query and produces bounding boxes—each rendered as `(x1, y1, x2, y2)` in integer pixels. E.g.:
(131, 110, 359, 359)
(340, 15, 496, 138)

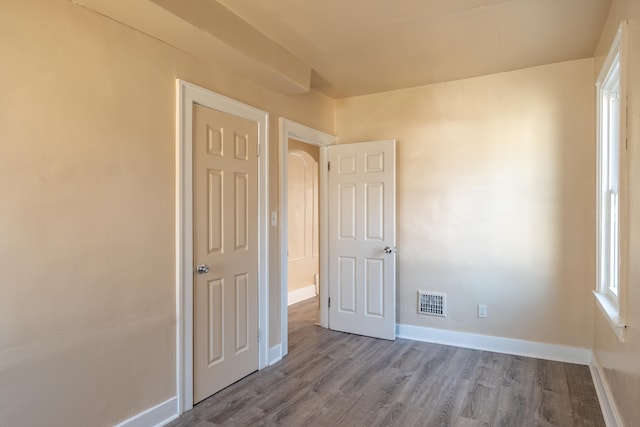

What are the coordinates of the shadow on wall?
(337, 59, 596, 348)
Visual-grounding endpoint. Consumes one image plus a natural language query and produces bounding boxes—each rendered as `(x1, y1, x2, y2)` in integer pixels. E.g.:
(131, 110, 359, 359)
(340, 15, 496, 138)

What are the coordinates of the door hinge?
(257, 142, 260, 157)
(328, 297, 331, 308)
(328, 161, 331, 171)
(257, 328, 260, 342)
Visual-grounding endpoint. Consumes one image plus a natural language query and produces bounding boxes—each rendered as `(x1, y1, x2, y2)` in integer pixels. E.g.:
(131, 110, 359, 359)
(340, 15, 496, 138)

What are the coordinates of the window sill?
(593, 291, 627, 343)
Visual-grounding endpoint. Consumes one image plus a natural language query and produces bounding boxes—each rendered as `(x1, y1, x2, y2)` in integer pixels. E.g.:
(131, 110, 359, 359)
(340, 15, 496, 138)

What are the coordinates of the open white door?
(328, 140, 396, 340)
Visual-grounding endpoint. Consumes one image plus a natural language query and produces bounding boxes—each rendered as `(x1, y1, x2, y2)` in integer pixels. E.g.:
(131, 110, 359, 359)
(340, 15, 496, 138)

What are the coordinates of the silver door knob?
(196, 264, 210, 274)
(384, 246, 396, 254)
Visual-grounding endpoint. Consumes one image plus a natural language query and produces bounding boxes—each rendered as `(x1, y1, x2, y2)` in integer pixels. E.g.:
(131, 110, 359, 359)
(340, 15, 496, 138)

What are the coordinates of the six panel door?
(192, 104, 259, 403)
(328, 140, 396, 340)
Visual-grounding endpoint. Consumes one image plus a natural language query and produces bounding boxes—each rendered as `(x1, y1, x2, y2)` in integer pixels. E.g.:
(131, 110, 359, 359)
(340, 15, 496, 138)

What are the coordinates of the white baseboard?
(269, 344, 283, 366)
(288, 284, 317, 306)
(590, 355, 623, 427)
(396, 324, 591, 365)
(113, 396, 178, 427)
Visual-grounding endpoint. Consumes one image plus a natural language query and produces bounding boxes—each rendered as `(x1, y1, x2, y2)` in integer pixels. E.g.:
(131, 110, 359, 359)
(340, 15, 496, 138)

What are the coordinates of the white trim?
(288, 284, 317, 306)
(596, 22, 626, 85)
(590, 355, 624, 427)
(113, 397, 178, 427)
(396, 324, 591, 365)
(279, 118, 336, 359)
(593, 291, 627, 342)
(269, 344, 283, 366)
(595, 21, 629, 342)
(176, 80, 269, 414)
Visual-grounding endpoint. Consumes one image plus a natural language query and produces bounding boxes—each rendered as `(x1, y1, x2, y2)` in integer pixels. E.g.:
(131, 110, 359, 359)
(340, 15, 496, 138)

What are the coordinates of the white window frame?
(594, 22, 628, 342)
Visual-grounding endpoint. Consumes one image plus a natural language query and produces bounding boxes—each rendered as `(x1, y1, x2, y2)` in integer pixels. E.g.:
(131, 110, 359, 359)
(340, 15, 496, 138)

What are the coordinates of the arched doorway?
(287, 141, 319, 305)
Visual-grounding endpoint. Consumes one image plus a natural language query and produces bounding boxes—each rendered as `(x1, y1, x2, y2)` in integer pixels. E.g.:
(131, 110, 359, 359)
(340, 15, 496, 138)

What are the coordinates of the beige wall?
(336, 59, 596, 348)
(3, 0, 636, 426)
(289, 138, 320, 160)
(592, 1, 640, 425)
(0, 0, 333, 426)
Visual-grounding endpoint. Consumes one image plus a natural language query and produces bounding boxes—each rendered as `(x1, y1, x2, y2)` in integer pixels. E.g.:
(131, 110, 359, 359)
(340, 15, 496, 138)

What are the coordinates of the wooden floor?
(169, 298, 605, 426)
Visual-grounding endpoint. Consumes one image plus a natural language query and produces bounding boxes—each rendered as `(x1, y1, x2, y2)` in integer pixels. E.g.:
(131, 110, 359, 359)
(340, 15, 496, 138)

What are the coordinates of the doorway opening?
(278, 118, 335, 361)
(287, 140, 320, 310)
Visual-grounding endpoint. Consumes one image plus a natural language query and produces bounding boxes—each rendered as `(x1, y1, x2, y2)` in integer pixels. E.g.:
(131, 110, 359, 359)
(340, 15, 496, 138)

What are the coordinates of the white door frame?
(278, 118, 336, 359)
(176, 80, 269, 414)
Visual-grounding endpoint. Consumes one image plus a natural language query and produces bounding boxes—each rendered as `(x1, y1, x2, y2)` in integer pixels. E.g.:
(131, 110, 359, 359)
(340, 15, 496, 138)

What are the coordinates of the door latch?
(195, 264, 210, 274)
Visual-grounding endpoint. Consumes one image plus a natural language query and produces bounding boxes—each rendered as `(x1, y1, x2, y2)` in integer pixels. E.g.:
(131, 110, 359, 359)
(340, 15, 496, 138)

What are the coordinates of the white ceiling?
(217, 0, 612, 98)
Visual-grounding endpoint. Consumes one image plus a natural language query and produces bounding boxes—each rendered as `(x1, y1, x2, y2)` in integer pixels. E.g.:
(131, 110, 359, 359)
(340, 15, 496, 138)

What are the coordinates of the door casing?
(278, 118, 336, 360)
(176, 80, 269, 414)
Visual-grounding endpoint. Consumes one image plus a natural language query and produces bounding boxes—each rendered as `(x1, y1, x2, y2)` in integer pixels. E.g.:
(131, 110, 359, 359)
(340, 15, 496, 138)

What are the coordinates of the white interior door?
(192, 104, 259, 404)
(328, 140, 396, 340)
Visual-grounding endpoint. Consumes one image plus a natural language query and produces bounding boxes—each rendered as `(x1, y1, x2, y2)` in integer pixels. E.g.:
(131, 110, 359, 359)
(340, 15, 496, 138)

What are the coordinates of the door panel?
(328, 140, 396, 340)
(338, 184, 356, 240)
(234, 172, 249, 250)
(365, 258, 384, 317)
(235, 273, 249, 352)
(207, 279, 223, 364)
(193, 104, 258, 404)
(338, 256, 357, 313)
(365, 183, 384, 240)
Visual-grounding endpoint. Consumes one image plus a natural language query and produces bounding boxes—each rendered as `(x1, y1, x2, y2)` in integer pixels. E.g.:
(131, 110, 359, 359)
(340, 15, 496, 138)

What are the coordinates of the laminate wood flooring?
(169, 297, 605, 426)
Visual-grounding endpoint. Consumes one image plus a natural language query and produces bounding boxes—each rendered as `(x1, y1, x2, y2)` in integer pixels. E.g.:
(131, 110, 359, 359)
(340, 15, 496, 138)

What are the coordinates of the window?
(595, 22, 627, 342)
(599, 55, 620, 298)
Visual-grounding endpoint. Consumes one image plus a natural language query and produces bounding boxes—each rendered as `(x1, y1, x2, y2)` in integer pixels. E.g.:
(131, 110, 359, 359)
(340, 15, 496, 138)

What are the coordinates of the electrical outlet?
(478, 304, 487, 318)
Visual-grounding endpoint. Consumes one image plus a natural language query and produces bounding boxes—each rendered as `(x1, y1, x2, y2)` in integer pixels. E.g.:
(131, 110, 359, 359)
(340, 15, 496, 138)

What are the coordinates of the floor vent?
(417, 291, 447, 317)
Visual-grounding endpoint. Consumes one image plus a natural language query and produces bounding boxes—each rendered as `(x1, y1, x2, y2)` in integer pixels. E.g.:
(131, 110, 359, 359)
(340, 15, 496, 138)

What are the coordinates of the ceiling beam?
(71, 0, 312, 95)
